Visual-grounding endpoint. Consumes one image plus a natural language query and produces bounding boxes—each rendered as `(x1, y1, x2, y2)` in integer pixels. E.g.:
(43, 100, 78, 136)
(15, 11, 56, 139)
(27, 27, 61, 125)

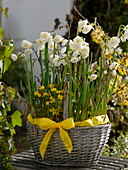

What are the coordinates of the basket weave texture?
(27, 123, 111, 167)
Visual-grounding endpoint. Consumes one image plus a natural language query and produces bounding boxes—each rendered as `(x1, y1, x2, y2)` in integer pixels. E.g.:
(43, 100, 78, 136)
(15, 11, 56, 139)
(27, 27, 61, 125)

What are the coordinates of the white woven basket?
(27, 123, 111, 167)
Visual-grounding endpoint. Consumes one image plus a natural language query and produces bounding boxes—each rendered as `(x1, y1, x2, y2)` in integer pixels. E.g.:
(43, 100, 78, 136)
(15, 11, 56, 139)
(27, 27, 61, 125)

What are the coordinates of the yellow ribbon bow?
(27, 114, 75, 159)
(75, 114, 109, 127)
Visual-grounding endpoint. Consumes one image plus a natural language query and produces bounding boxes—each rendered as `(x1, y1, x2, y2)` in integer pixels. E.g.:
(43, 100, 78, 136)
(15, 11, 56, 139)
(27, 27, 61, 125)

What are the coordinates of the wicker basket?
(27, 123, 111, 167)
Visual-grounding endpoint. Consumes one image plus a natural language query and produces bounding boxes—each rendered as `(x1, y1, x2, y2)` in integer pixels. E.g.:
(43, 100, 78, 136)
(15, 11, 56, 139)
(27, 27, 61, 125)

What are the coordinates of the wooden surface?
(11, 150, 128, 170)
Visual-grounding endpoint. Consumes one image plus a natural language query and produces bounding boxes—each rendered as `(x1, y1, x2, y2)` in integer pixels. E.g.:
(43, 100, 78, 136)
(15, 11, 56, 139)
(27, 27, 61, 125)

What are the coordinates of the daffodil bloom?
(88, 74, 97, 81)
(53, 35, 64, 43)
(11, 54, 17, 61)
(21, 40, 33, 49)
(43, 92, 49, 96)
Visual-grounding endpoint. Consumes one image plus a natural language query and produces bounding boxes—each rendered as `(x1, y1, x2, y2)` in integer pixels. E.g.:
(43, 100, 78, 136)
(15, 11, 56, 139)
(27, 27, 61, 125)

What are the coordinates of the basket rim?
(27, 121, 111, 129)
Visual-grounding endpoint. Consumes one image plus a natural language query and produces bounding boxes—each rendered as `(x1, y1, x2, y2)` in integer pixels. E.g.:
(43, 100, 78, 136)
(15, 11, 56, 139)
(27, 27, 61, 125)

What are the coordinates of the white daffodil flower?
(73, 36, 83, 44)
(112, 70, 117, 77)
(72, 51, 80, 58)
(88, 74, 97, 81)
(36, 38, 44, 45)
(60, 59, 67, 66)
(48, 42, 54, 50)
(109, 62, 118, 70)
(78, 20, 89, 32)
(25, 49, 33, 54)
(82, 25, 93, 34)
(81, 52, 89, 59)
(70, 57, 79, 63)
(60, 47, 67, 54)
(53, 35, 64, 43)
(62, 39, 68, 46)
(40, 32, 51, 40)
(52, 56, 61, 67)
(49, 54, 54, 62)
(11, 54, 18, 61)
(21, 40, 33, 49)
(104, 70, 107, 75)
(107, 37, 120, 49)
(80, 45, 90, 54)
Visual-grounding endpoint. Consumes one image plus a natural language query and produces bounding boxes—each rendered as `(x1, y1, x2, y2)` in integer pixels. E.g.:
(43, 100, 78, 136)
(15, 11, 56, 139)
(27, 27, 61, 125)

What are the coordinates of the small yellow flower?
(49, 107, 56, 112)
(49, 84, 54, 88)
(39, 86, 45, 90)
(56, 90, 61, 94)
(46, 102, 49, 105)
(58, 94, 63, 100)
(43, 92, 49, 96)
(49, 96, 54, 100)
(51, 88, 57, 92)
(37, 93, 41, 97)
(50, 99, 56, 103)
(34, 91, 39, 96)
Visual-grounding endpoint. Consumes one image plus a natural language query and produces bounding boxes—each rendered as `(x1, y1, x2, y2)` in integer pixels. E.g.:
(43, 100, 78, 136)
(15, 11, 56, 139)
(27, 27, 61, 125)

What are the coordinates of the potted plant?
(19, 18, 128, 167)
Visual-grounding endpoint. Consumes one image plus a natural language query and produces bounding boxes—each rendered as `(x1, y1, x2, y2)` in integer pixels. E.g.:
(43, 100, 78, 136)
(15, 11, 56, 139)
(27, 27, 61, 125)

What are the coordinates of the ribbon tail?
(39, 128, 55, 159)
(59, 127, 73, 153)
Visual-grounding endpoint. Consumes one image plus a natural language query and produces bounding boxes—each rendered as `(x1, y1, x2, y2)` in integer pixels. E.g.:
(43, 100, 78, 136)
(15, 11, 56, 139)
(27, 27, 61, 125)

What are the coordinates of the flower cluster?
(20, 19, 128, 122)
(31, 84, 64, 121)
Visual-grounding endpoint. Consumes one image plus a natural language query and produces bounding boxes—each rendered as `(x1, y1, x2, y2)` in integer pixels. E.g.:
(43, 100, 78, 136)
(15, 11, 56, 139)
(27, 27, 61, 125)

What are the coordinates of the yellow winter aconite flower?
(49, 107, 56, 112)
(49, 84, 54, 88)
(56, 90, 61, 94)
(49, 96, 54, 100)
(43, 92, 49, 96)
(50, 99, 56, 103)
(51, 88, 57, 92)
(39, 86, 45, 90)
(34, 91, 39, 96)
(37, 93, 41, 97)
(58, 94, 63, 100)
(46, 102, 49, 105)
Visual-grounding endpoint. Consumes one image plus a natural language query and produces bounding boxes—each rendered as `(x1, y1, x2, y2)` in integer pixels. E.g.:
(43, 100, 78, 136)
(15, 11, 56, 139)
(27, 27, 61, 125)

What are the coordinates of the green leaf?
(0, 28, 4, 39)
(7, 87, 16, 100)
(4, 7, 9, 18)
(0, 6, 3, 14)
(4, 45, 14, 58)
(3, 58, 11, 73)
(11, 110, 22, 127)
